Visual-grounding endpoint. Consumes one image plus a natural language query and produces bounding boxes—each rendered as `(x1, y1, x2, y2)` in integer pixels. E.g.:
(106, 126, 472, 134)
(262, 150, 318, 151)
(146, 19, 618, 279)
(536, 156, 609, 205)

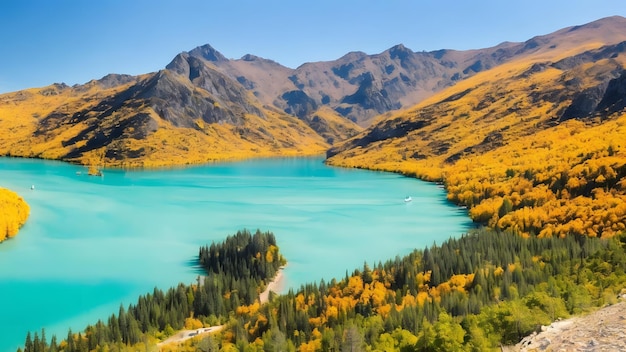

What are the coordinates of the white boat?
(404, 196, 412, 202)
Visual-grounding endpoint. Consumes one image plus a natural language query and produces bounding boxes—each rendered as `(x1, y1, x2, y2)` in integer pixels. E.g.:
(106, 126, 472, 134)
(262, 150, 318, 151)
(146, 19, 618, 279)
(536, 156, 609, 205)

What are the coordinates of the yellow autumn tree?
(0, 188, 30, 242)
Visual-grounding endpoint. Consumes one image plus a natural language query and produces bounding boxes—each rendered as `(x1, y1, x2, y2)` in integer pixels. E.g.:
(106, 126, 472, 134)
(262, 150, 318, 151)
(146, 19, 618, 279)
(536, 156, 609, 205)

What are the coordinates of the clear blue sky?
(1, 0, 625, 93)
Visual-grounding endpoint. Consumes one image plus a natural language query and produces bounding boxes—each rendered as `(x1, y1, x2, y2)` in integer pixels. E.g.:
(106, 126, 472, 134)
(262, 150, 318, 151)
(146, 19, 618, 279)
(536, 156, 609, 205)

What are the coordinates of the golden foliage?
(0, 188, 30, 241)
(328, 44, 626, 239)
(183, 317, 203, 330)
(0, 78, 347, 168)
(236, 302, 260, 316)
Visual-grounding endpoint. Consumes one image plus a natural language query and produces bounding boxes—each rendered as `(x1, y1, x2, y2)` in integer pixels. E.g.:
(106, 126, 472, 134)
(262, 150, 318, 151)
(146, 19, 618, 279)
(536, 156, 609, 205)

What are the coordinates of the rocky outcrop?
(281, 90, 317, 118)
(560, 68, 626, 121)
(513, 300, 626, 352)
(559, 84, 609, 121)
(597, 69, 626, 114)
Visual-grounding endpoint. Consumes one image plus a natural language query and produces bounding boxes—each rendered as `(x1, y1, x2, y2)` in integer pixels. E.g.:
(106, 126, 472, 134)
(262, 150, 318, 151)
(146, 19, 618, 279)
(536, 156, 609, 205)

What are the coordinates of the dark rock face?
(341, 73, 397, 113)
(160, 52, 267, 126)
(560, 84, 608, 121)
(140, 68, 261, 127)
(281, 90, 317, 118)
(463, 60, 483, 75)
(597, 70, 626, 113)
(559, 67, 626, 122)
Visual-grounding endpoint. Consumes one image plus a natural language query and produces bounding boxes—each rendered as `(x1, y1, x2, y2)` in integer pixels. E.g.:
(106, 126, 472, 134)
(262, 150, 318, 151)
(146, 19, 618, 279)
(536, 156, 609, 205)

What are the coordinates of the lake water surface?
(0, 157, 472, 351)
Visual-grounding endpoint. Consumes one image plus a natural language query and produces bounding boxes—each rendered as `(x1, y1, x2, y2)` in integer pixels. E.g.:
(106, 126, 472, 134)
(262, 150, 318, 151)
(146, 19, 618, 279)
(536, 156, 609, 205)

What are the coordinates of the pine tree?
(24, 332, 33, 352)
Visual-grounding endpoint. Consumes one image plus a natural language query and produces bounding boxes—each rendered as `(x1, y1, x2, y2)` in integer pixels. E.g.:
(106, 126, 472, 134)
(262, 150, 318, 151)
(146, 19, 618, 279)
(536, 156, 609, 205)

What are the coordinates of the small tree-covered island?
(19, 228, 626, 351)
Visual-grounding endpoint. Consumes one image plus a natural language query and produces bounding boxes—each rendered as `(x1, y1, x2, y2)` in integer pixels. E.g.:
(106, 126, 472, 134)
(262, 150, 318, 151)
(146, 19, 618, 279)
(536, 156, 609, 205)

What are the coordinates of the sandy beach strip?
(260, 266, 286, 304)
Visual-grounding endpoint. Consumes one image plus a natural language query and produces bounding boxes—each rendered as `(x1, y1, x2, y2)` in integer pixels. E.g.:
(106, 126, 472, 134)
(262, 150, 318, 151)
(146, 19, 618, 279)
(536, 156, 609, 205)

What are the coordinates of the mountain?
(2, 16, 626, 168)
(189, 42, 529, 127)
(192, 16, 626, 127)
(327, 16, 626, 238)
(0, 65, 359, 167)
(328, 15, 626, 168)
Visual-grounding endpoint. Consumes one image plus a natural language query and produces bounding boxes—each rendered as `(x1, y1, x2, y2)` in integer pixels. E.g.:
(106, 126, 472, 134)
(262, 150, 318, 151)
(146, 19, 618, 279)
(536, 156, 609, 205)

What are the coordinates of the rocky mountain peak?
(165, 52, 191, 76)
(241, 54, 261, 61)
(336, 51, 368, 63)
(389, 44, 413, 60)
(96, 74, 136, 89)
(188, 44, 227, 62)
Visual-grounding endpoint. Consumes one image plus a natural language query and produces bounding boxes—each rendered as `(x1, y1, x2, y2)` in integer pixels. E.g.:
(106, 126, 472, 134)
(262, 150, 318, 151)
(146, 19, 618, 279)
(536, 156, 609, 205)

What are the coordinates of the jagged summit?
(388, 44, 413, 60)
(240, 54, 262, 61)
(188, 43, 227, 62)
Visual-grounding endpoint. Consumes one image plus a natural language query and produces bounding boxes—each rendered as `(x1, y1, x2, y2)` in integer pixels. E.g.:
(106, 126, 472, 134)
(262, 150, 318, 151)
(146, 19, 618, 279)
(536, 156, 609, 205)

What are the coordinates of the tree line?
(20, 227, 626, 351)
(202, 228, 626, 351)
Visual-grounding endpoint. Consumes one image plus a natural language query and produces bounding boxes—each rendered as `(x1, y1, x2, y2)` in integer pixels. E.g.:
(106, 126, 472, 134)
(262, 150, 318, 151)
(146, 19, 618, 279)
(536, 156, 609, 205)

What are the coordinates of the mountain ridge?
(161, 16, 626, 127)
(1, 16, 626, 168)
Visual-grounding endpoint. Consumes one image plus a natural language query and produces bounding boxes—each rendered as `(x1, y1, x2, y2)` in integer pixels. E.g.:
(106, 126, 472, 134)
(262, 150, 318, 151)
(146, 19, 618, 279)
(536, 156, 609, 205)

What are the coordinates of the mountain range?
(328, 15, 626, 174)
(1, 16, 626, 168)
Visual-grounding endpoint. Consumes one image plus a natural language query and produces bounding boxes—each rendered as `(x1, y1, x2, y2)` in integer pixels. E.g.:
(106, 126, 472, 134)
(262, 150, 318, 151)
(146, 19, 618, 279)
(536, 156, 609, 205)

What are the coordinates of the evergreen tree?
(24, 332, 33, 352)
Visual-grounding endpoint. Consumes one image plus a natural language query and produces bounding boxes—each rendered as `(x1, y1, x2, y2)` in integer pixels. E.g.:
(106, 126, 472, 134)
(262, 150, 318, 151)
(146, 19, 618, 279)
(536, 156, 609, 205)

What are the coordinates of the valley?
(2, 14, 626, 352)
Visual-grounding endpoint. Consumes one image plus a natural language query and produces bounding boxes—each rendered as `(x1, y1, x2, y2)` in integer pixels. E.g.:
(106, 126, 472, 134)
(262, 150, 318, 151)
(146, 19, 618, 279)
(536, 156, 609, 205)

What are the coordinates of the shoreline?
(260, 266, 286, 304)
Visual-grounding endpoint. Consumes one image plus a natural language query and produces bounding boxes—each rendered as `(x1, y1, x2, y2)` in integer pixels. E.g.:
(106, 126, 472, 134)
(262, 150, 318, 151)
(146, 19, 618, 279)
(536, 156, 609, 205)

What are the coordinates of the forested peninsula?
(0, 188, 29, 242)
(20, 229, 286, 351)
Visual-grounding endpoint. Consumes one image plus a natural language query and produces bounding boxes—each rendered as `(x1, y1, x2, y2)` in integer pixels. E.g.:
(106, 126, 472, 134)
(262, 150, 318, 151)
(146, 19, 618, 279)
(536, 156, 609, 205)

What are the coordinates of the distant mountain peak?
(239, 54, 282, 66)
(241, 54, 261, 61)
(164, 52, 190, 76)
(189, 44, 227, 62)
(337, 51, 368, 62)
(390, 43, 410, 51)
(389, 44, 413, 60)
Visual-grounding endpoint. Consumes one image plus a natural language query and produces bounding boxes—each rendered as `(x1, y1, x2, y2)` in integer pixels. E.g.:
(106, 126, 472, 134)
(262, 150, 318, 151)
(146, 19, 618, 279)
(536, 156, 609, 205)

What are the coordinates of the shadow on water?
(184, 258, 207, 276)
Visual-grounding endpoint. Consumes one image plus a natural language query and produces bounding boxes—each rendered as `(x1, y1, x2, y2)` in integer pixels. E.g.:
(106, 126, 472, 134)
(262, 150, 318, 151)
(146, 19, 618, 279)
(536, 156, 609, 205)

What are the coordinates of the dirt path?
(514, 300, 626, 351)
(157, 325, 224, 347)
(158, 268, 285, 346)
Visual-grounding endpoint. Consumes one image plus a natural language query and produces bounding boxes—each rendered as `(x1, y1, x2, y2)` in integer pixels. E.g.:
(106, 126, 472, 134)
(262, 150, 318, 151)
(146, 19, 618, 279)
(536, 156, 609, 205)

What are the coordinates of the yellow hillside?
(0, 81, 137, 161)
(328, 41, 626, 238)
(0, 188, 29, 242)
(0, 75, 335, 168)
(99, 107, 331, 168)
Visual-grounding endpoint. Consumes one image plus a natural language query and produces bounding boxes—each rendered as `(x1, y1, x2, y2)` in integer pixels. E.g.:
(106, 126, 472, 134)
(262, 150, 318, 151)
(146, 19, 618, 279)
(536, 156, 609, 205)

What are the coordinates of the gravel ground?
(513, 300, 626, 352)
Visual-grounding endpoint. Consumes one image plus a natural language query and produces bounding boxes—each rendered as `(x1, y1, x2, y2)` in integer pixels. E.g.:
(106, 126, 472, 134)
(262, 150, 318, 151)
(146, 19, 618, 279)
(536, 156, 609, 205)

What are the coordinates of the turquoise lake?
(0, 157, 472, 351)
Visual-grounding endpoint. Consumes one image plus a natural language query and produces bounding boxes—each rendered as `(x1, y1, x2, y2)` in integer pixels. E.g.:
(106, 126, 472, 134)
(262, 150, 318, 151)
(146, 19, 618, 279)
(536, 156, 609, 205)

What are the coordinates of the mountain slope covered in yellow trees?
(327, 16, 626, 238)
(0, 67, 360, 168)
(0, 188, 29, 242)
